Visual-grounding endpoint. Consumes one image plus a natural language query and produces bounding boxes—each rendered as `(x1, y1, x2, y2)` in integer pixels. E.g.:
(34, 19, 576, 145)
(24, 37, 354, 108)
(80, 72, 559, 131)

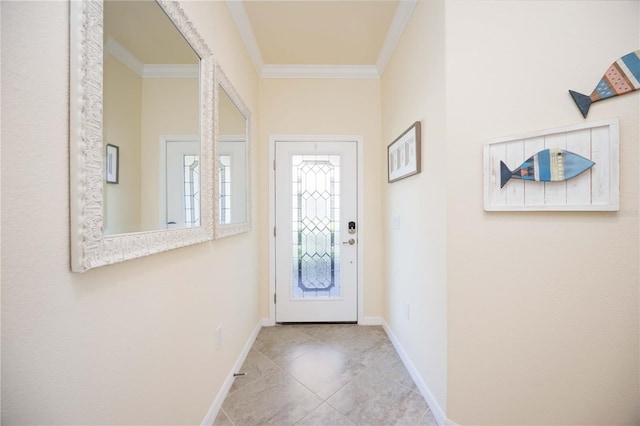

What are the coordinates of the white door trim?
(268, 135, 365, 325)
(159, 134, 199, 229)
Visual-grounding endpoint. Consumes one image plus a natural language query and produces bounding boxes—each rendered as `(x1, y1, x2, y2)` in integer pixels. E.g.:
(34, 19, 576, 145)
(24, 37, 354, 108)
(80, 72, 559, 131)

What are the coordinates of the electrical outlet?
(404, 302, 410, 319)
(216, 324, 223, 349)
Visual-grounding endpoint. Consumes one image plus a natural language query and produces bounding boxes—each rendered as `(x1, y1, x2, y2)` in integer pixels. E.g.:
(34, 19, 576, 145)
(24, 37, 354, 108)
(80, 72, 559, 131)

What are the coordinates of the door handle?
(342, 238, 355, 245)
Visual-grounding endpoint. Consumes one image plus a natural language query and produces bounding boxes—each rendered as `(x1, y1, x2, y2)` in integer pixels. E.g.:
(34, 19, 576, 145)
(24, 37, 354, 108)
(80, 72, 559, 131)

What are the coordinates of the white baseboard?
(381, 320, 456, 426)
(358, 316, 383, 325)
(261, 318, 275, 327)
(201, 320, 263, 425)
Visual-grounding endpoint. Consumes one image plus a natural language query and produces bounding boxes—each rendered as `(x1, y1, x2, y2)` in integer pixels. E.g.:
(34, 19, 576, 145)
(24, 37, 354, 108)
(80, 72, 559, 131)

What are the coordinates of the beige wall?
(381, 0, 448, 414)
(382, 0, 639, 424)
(140, 77, 199, 231)
(1, 1, 260, 424)
(103, 56, 200, 234)
(445, 1, 639, 424)
(258, 79, 384, 319)
(219, 89, 247, 135)
(104, 54, 143, 234)
(2, 0, 638, 424)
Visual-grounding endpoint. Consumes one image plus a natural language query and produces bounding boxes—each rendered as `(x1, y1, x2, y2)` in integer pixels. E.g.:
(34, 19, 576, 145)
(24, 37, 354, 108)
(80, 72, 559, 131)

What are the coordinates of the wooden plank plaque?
(483, 118, 619, 211)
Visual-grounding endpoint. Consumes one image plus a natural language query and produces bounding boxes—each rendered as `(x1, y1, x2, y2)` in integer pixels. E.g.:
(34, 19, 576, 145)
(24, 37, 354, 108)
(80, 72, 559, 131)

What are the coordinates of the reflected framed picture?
(388, 121, 421, 183)
(106, 144, 119, 184)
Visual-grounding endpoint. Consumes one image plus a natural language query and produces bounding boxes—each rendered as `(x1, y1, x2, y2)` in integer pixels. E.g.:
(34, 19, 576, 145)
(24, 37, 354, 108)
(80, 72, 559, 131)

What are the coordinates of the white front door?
(275, 141, 358, 322)
(162, 137, 200, 229)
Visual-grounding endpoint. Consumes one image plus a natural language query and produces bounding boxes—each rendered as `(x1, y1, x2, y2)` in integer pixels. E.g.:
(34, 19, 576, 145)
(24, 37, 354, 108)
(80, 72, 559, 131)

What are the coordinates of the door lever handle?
(342, 238, 355, 245)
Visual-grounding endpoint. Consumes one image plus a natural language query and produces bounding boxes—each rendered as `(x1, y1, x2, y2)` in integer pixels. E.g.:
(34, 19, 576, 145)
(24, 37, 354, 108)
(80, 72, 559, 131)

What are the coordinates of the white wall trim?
(375, 0, 418, 76)
(106, 36, 198, 79)
(269, 135, 365, 325)
(143, 64, 198, 78)
(382, 320, 456, 426)
(201, 320, 263, 425)
(359, 316, 383, 326)
(261, 65, 379, 79)
(106, 36, 144, 76)
(261, 318, 275, 327)
(225, 0, 416, 79)
(225, 0, 264, 75)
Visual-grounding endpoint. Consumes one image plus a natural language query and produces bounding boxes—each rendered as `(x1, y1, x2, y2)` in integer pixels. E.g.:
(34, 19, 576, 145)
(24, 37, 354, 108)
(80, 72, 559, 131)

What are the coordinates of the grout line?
(219, 408, 235, 426)
(222, 324, 425, 426)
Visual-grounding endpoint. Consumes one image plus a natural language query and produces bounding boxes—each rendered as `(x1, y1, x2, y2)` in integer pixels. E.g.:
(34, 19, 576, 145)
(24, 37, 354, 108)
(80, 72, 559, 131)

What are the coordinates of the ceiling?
(229, 0, 418, 78)
(104, 1, 198, 65)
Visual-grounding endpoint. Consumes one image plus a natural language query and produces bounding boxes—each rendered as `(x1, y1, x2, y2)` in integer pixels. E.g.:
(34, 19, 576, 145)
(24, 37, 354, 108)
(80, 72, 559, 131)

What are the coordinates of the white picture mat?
(388, 122, 420, 182)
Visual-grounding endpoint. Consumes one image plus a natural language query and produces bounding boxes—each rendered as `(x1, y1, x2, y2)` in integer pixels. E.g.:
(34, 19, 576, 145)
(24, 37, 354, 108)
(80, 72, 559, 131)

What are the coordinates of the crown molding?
(261, 64, 379, 79)
(105, 36, 198, 78)
(376, 0, 418, 76)
(226, 0, 264, 75)
(226, 0, 417, 79)
(106, 36, 145, 76)
(143, 64, 198, 78)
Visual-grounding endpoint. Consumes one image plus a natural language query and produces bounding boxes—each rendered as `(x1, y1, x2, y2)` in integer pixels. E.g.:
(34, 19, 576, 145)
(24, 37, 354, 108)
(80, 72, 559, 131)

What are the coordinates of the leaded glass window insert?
(291, 155, 341, 299)
(219, 155, 231, 224)
(183, 155, 200, 227)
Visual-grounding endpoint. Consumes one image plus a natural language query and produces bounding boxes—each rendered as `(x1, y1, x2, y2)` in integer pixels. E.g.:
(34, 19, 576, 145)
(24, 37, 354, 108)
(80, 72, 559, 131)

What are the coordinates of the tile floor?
(214, 324, 437, 426)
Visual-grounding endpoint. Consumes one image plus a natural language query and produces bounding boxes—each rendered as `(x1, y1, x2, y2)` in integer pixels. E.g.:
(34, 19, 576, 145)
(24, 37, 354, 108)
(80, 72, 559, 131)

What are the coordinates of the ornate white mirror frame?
(69, 0, 215, 272)
(214, 65, 252, 238)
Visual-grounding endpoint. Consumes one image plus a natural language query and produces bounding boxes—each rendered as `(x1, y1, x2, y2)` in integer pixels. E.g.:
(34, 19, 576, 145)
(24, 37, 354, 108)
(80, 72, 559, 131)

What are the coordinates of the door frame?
(268, 135, 365, 325)
(158, 134, 199, 229)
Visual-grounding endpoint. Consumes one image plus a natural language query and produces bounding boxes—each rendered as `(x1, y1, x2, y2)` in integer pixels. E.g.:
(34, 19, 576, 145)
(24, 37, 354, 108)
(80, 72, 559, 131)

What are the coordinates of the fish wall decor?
(569, 50, 640, 118)
(500, 149, 595, 188)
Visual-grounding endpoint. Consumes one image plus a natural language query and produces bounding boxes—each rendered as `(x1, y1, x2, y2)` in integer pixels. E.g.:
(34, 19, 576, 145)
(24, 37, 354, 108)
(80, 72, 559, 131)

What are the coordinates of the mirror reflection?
(218, 87, 248, 225)
(103, 0, 200, 235)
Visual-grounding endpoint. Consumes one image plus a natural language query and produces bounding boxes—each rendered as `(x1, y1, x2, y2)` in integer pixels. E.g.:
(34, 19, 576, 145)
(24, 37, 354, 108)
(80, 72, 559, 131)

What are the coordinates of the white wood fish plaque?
(484, 119, 619, 211)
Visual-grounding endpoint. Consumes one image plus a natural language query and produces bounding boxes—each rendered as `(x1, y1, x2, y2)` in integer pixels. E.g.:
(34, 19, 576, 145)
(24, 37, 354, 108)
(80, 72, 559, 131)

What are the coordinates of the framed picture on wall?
(388, 121, 421, 183)
(106, 144, 119, 184)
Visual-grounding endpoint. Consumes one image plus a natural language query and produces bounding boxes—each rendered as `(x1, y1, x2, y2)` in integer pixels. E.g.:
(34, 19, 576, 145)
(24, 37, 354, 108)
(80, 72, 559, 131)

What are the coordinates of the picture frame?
(483, 118, 619, 211)
(105, 144, 119, 184)
(388, 121, 421, 183)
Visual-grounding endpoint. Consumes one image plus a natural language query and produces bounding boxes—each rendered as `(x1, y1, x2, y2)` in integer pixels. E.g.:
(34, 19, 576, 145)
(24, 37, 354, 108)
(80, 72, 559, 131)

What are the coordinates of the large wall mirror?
(214, 65, 251, 238)
(70, 0, 214, 272)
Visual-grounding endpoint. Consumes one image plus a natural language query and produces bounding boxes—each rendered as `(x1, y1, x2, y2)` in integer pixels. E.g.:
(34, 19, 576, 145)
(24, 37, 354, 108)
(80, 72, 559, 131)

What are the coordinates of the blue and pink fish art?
(569, 50, 640, 118)
(500, 149, 595, 188)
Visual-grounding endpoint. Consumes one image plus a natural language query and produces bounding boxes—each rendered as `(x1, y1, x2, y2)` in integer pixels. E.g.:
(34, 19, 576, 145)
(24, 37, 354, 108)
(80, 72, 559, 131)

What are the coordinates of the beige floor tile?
(229, 348, 281, 393)
(417, 408, 439, 426)
(294, 402, 356, 426)
(331, 326, 394, 367)
(374, 347, 419, 392)
(212, 409, 234, 426)
(292, 324, 356, 341)
(219, 325, 431, 426)
(327, 367, 428, 426)
(222, 371, 322, 425)
(286, 345, 367, 399)
(252, 326, 319, 367)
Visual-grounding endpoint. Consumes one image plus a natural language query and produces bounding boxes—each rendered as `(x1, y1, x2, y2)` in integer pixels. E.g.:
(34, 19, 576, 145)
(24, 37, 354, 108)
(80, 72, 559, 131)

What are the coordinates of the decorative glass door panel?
(275, 141, 357, 322)
(219, 155, 231, 224)
(292, 155, 341, 299)
(183, 155, 200, 227)
(165, 139, 200, 229)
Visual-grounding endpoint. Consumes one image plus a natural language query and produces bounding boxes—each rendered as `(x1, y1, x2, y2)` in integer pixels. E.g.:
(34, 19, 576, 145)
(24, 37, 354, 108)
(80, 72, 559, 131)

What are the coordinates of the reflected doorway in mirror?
(214, 64, 252, 238)
(69, 0, 215, 272)
(159, 135, 200, 230)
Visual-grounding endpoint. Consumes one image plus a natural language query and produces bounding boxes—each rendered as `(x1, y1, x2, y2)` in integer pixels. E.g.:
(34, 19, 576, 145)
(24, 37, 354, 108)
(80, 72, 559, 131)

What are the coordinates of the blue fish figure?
(500, 149, 595, 188)
(570, 50, 640, 118)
